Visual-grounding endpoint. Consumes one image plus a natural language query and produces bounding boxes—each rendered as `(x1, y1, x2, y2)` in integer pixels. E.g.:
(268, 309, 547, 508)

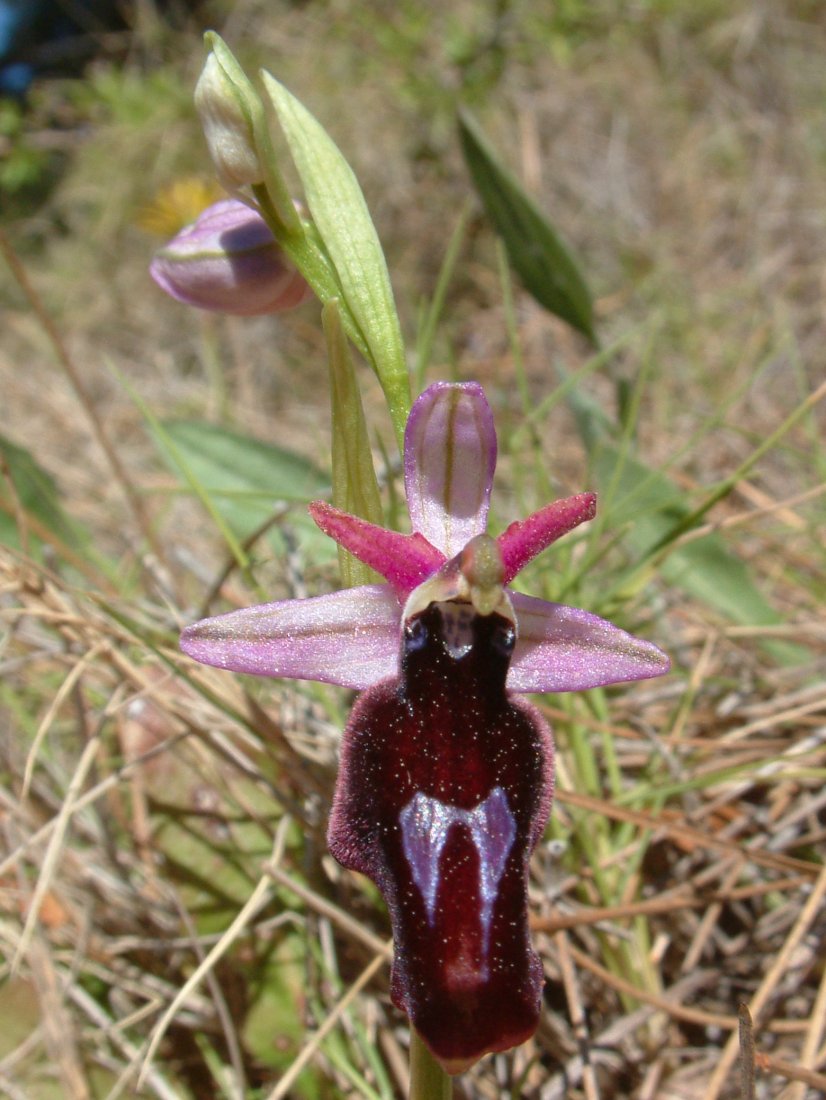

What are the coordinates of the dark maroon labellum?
(328, 599, 554, 1073)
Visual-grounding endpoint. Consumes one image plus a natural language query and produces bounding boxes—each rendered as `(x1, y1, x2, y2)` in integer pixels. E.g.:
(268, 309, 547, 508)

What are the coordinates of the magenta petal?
(498, 492, 597, 584)
(508, 592, 671, 693)
(328, 603, 554, 1073)
(309, 502, 445, 597)
(180, 585, 400, 689)
(404, 382, 497, 557)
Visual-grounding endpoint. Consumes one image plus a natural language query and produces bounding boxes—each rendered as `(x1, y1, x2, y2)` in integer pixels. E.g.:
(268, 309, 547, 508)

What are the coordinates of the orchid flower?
(181, 381, 669, 1073)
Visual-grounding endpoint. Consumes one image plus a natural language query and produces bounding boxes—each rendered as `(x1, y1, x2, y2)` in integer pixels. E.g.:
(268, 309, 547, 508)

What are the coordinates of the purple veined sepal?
(328, 596, 554, 1074)
(404, 381, 497, 558)
(180, 584, 400, 689)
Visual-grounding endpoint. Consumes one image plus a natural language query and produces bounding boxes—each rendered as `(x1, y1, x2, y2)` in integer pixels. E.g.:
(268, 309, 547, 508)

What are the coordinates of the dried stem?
(0, 227, 165, 567)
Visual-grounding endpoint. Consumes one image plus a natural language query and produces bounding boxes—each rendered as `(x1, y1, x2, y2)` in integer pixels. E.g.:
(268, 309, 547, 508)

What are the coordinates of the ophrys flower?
(181, 381, 669, 1071)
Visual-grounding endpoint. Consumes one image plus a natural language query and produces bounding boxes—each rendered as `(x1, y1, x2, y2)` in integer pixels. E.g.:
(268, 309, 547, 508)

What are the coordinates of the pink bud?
(150, 198, 313, 316)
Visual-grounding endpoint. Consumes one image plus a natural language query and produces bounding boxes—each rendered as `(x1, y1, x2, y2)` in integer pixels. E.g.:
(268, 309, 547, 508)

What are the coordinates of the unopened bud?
(194, 42, 262, 191)
(150, 198, 314, 315)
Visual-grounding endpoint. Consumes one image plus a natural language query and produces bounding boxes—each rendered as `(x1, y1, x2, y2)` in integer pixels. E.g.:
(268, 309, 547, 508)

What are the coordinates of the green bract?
(261, 71, 410, 448)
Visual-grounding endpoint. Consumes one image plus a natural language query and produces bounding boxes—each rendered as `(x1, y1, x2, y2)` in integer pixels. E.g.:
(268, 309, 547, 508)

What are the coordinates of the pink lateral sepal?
(179, 584, 400, 689)
(507, 592, 671, 693)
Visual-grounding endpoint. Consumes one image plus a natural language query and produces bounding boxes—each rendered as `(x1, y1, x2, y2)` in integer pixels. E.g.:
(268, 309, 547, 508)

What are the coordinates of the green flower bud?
(194, 38, 262, 192)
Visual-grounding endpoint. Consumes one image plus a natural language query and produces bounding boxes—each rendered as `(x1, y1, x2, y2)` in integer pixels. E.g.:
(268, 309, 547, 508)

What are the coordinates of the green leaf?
(0, 433, 89, 555)
(160, 420, 334, 561)
(243, 936, 322, 1097)
(261, 71, 410, 448)
(458, 109, 597, 344)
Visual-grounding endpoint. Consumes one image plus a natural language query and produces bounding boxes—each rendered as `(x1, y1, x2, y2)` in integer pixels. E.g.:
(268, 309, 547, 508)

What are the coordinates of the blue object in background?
(0, 58, 34, 95)
(0, 1, 37, 93)
(0, 0, 132, 96)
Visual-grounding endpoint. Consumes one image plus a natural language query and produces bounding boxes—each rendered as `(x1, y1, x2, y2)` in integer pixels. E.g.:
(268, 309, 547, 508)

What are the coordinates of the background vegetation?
(1, 1, 824, 1097)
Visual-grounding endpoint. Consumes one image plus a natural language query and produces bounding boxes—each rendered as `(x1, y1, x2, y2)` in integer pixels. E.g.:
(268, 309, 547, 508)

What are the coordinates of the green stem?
(409, 1030, 452, 1100)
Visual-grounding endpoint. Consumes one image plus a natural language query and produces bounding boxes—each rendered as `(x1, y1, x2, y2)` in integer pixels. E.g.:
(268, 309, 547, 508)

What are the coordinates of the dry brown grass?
(1, 2, 824, 1097)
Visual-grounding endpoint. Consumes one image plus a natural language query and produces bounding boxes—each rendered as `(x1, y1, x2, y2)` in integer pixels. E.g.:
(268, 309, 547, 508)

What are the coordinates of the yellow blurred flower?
(137, 178, 224, 237)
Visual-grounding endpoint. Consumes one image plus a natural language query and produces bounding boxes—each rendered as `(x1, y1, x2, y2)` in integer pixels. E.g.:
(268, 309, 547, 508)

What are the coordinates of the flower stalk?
(323, 298, 383, 584)
(410, 1030, 452, 1100)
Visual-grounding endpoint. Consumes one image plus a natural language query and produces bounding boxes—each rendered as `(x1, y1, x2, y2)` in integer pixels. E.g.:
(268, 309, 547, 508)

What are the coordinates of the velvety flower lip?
(327, 598, 555, 1073)
(150, 198, 313, 315)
